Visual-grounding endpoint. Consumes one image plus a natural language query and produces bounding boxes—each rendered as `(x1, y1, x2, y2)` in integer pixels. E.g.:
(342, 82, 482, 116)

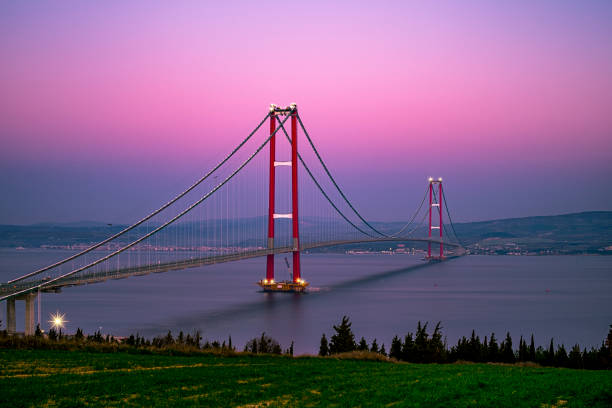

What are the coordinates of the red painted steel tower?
(265, 112, 276, 281)
(427, 177, 444, 260)
(259, 104, 307, 292)
(290, 107, 301, 283)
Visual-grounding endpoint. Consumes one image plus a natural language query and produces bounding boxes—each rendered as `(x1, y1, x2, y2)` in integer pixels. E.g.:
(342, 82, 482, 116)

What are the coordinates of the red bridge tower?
(259, 104, 308, 292)
(427, 177, 444, 260)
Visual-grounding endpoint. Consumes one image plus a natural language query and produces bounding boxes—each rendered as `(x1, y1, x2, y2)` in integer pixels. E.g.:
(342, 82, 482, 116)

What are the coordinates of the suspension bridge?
(1, 103, 464, 335)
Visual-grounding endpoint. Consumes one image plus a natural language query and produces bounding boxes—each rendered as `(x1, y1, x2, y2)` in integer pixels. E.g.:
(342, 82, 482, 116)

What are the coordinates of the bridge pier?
(5, 292, 37, 335)
(24, 293, 36, 336)
(6, 298, 15, 334)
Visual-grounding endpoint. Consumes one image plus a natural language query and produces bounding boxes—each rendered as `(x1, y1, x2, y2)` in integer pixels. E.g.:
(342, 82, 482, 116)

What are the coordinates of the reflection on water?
(1, 249, 611, 354)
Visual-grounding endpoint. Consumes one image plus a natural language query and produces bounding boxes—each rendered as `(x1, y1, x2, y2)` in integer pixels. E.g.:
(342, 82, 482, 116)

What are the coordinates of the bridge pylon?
(259, 104, 308, 292)
(427, 177, 444, 261)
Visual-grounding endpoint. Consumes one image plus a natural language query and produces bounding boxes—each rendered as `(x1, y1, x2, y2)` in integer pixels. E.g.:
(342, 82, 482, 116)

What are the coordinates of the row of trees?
(319, 316, 612, 370)
(244, 332, 294, 355)
(4, 317, 611, 369)
(1, 326, 296, 356)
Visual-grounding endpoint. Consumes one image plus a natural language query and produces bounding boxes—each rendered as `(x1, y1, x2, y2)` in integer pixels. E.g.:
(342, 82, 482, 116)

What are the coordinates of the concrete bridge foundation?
(6, 298, 15, 334)
(5, 292, 37, 335)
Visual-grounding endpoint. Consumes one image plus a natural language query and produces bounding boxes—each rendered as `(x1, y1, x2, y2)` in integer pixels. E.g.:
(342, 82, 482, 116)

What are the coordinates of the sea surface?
(1, 249, 611, 354)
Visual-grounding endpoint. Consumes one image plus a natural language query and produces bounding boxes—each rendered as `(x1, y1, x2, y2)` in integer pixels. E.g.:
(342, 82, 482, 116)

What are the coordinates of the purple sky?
(1, 1, 611, 224)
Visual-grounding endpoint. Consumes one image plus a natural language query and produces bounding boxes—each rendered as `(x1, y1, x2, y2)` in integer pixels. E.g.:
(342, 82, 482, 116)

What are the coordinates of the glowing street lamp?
(49, 311, 67, 331)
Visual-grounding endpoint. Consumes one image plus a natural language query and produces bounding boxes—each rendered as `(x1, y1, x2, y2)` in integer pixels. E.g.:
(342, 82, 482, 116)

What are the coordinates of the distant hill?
(452, 211, 612, 254)
(0, 211, 610, 254)
(0, 224, 127, 249)
(30, 221, 114, 228)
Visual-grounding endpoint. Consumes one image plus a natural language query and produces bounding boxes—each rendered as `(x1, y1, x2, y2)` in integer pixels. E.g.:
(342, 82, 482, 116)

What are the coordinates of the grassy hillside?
(1, 349, 611, 407)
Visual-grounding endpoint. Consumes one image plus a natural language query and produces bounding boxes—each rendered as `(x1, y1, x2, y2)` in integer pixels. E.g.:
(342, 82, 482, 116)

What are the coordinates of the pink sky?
(1, 1, 611, 223)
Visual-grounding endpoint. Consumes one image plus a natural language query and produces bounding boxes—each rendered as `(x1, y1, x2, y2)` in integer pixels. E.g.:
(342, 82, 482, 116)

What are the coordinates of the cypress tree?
(518, 336, 526, 361)
(370, 338, 379, 353)
(358, 337, 369, 351)
(329, 316, 357, 354)
(467, 330, 480, 362)
(597, 342, 610, 369)
(555, 344, 569, 367)
(488, 333, 499, 362)
(260, 332, 267, 353)
(414, 322, 429, 363)
(165, 330, 174, 345)
(380, 344, 387, 356)
(481, 336, 489, 361)
(568, 344, 583, 369)
(430, 322, 445, 363)
(401, 333, 414, 362)
(583, 347, 602, 370)
(502, 332, 515, 363)
(546, 339, 555, 366)
(535, 346, 546, 365)
(319, 334, 329, 356)
(390, 335, 402, 360)
(453, 337, 467, 361)
(529, 335, 536, 361)
(271, 341, 282, 355)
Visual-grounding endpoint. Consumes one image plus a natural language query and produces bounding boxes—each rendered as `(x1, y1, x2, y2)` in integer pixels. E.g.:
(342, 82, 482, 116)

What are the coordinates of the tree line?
(2, 318, 611, 369)
(319, 316, 612, 370)
(0, 325, 295, 356)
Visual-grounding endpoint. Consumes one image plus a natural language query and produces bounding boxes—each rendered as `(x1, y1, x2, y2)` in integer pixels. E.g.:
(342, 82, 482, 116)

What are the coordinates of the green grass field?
(1, 349, 611, 407)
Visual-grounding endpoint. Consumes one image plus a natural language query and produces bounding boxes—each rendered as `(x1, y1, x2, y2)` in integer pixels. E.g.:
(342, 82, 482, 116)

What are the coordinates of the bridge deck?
(0, 238, 462, 299)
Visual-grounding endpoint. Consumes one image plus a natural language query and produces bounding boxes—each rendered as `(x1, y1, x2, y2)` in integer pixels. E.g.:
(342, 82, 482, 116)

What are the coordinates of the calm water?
(1, 249, 611, 354)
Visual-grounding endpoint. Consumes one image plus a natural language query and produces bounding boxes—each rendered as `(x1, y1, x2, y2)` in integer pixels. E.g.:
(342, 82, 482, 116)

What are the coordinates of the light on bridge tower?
(427, 177, 444, 261)
(259, 103, 308, 292)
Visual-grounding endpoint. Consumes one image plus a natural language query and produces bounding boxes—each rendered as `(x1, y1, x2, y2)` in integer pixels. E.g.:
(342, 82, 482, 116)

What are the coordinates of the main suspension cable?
(441, 188, 465, 247)
(296, 114, 387, 237)
(275, 118, 376, 238)
(403, 202, 431, 236)
(389, 185, 430, 238)
(3, 114, 291, 300)
(432, 187, 463, 247)
(9, 113, 271, 284)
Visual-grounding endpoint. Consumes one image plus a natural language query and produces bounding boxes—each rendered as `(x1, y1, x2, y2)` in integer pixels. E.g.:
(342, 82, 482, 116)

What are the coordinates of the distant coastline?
(0, 211, 610, 255)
